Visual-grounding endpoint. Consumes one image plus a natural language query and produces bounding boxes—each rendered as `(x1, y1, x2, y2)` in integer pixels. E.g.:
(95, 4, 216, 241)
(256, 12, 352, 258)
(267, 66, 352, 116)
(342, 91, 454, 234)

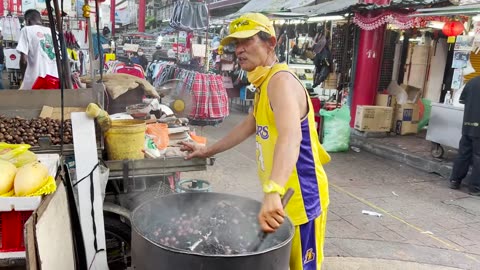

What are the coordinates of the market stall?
(0, 4, 223, 270)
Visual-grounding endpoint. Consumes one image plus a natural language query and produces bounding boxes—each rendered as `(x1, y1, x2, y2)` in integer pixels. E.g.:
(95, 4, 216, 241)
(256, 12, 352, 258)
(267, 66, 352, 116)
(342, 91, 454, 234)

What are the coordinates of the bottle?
(444, 91, 452, 105)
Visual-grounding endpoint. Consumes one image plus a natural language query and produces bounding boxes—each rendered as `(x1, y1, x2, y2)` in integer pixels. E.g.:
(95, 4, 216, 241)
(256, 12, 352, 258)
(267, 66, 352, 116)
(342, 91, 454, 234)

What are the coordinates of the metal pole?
(111, 0, 116, 36)
(139, 0, 146, 32)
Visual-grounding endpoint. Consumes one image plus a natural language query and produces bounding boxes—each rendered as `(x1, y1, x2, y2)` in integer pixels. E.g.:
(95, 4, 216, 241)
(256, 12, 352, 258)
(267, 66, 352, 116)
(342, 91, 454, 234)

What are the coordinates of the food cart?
(0, 87, 212, 268)
(425, 102, 464, 158)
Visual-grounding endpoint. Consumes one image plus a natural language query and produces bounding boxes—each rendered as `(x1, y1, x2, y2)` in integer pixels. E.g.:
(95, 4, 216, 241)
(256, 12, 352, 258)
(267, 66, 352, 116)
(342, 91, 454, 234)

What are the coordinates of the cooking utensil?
(249, 188, 294, 252)
(131, 192, 294, 270)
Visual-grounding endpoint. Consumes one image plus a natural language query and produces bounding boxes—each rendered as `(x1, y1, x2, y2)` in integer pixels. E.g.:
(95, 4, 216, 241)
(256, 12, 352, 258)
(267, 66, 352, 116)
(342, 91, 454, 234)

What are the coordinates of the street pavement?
(182, 110, 480, 270)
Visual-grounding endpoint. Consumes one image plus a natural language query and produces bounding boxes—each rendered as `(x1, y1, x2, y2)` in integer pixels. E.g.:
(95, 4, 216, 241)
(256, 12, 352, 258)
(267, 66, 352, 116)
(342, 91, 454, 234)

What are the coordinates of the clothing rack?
(147, 60, 229, 125)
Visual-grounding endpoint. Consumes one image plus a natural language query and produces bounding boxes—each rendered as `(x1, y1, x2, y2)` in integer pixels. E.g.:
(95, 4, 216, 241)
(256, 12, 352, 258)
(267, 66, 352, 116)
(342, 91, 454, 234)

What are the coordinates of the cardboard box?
(375, 94, 397, 108)
(394, 103, 419, 135)
(39, 106, 85, 120)
(400, 84, 422, 103)
(354, 106, 393, 132)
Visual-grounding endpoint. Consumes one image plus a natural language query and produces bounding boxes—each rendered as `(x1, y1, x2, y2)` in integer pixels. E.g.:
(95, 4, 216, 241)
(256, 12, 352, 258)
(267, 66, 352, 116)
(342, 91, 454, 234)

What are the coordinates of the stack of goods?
(0, 116, 73, 146)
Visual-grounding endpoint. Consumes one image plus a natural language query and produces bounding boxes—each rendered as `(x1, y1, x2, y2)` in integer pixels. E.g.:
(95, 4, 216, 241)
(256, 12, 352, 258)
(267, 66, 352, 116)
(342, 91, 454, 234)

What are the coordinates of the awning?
(292, 0, 357, 16)
(412, 3, 480, 16)
(228, 0, 315, 17)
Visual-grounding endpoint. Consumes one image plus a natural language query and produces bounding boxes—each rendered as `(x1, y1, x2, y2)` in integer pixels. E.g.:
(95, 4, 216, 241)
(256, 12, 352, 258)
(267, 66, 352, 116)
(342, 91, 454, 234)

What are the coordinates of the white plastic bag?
(387, 81, 408, 105)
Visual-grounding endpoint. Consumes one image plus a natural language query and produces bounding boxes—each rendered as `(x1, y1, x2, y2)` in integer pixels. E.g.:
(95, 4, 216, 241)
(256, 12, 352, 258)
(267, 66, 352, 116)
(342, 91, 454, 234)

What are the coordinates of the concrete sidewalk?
(350, 131, 456, 179)
(183, 110, 480, 270)
(324, 257, 464, 270)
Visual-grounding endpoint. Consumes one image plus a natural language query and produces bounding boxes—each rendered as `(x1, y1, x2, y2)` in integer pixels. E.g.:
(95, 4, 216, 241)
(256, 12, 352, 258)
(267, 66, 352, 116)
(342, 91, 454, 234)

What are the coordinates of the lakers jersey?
(253, 63, 330, 225)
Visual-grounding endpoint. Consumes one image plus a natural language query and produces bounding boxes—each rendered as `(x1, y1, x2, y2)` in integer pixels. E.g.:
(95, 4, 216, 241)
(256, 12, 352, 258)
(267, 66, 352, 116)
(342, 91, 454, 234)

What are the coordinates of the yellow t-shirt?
(253, 63, 330, 226)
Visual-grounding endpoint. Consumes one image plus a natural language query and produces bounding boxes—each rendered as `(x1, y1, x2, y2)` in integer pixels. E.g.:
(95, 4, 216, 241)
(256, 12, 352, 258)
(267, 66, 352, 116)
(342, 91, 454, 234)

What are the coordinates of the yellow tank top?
(253, 63, 330, 225)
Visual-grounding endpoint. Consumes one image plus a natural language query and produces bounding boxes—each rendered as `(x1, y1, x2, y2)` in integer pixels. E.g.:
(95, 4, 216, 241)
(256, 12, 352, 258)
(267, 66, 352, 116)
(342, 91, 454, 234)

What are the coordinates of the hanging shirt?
(4, 48, 20, 69)
(16, 25, 59, 90)
(0, 16, 21, 41)
(253, 63, 330, 226)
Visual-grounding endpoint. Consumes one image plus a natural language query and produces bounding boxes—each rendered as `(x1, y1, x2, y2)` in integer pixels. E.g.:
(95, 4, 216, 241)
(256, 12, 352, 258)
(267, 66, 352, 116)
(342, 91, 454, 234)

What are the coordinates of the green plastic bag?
(418, 98, 431, 131)
(320, 106, 351, 152)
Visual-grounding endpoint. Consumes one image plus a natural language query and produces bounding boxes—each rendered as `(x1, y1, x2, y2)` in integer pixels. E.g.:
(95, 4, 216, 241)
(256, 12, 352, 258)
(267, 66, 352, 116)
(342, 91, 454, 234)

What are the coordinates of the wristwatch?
(263, 180, 286, 196)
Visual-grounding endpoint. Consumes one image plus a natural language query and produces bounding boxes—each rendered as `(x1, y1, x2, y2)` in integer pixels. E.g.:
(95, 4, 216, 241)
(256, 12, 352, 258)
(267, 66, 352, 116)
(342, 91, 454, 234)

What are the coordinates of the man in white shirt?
(16, 9, 58, 90)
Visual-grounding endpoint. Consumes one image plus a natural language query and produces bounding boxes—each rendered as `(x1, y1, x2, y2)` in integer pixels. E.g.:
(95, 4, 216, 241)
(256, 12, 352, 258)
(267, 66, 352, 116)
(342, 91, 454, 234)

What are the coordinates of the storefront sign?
(115, 0, 137, 25)
(455, 35, 474, 51)
(452, 69, 463, 90)
(123, 43, 139, 52)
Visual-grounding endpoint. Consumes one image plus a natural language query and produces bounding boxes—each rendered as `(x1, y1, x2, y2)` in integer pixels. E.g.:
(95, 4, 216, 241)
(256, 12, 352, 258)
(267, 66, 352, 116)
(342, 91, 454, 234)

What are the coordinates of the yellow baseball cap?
(221, 13, 275, 46)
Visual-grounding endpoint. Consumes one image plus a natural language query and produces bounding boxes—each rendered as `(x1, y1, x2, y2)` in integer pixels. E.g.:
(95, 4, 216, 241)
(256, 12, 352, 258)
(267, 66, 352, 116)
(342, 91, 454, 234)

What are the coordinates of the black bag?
(313, 66, 330, 86)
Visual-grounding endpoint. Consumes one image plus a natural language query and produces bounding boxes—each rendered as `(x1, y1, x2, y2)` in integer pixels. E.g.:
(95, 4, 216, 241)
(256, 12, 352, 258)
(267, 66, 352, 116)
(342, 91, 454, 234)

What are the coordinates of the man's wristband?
(262, 180, 286, 196)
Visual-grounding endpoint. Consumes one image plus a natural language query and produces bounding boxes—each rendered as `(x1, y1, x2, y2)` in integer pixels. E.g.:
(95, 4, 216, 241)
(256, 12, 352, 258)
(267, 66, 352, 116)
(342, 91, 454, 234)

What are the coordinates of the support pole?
(110, 0, 116, 36)
(138, 0, 146, 32)
(350, 11, 386, 127)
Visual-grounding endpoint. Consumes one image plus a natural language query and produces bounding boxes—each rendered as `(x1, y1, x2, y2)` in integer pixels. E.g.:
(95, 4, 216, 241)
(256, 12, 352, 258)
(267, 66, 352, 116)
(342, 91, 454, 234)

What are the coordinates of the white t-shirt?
(0, 16, 21, 41)
(16, 25, 59, 90)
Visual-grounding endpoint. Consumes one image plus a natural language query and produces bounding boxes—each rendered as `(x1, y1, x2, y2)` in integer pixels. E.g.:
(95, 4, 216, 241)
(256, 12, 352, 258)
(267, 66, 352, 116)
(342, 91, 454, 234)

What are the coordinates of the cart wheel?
(431, 143, 445, 159)
(104, 215, 131, 269)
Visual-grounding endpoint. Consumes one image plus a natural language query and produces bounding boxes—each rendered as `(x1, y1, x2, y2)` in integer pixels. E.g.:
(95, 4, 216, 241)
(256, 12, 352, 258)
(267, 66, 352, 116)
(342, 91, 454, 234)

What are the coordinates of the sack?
(320, 106, 351, 152)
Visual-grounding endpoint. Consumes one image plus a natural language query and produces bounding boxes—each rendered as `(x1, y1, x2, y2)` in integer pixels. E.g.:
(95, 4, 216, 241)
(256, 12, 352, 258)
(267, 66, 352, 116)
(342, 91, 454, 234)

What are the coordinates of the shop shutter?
(464, 51, 480, 82)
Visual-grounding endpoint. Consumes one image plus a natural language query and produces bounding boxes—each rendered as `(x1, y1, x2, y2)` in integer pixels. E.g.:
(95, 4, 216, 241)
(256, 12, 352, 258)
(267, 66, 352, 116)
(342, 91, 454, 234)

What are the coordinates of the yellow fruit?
(0, 160, 16, 195)
(14, 161, 49, 196)
(173, 99, 185, 112)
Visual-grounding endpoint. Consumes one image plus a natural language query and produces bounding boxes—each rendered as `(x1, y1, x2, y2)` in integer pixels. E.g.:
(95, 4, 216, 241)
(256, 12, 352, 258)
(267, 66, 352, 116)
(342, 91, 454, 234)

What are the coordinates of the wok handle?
(251, 188, 295, 252)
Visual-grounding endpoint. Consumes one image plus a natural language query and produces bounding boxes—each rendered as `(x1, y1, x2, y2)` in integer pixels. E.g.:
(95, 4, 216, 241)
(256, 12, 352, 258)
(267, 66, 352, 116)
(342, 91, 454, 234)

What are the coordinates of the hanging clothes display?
(147, 61, 229, 125)
(0, 16, 21, 41)
(170, 0, 209, 31)
(114, 63, 145, 79)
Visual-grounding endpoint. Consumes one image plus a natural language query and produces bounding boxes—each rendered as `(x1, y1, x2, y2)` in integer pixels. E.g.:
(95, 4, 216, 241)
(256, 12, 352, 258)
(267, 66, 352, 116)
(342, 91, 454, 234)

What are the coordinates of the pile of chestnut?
(0, 116, 73, 146)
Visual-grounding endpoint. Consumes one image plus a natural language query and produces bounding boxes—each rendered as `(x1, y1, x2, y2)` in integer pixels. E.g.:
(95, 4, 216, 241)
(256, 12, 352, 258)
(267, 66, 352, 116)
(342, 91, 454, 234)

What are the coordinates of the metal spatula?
(250, 188, 295, 252)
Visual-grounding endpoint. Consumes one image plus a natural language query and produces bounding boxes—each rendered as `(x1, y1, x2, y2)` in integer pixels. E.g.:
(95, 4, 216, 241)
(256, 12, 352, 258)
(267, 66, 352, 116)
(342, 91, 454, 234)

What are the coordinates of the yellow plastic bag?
(0, 189, 14, 197)
(0, 143, 31, 162)
(25, 176, 57, 197)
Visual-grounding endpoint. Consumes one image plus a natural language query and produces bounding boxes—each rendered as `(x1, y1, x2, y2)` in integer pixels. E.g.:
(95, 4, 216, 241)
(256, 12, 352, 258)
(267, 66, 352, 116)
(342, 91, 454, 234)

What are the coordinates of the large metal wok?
(131, 192, 294, 270)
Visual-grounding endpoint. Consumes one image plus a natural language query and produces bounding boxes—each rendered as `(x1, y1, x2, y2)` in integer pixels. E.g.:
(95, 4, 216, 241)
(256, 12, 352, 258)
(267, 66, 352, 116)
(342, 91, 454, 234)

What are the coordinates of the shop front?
(348, 2, 480, 165)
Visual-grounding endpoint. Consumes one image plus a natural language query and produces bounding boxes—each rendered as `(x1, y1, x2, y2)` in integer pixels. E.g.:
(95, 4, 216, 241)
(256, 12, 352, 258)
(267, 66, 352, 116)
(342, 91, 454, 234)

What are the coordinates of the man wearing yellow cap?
(181, 13, 330, 270)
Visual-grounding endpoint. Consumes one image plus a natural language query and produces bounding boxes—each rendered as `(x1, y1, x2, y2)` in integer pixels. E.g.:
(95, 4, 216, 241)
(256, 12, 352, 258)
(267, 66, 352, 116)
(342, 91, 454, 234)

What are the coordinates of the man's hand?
(179, 141, 210, 160)
(258, 193, 285, 233)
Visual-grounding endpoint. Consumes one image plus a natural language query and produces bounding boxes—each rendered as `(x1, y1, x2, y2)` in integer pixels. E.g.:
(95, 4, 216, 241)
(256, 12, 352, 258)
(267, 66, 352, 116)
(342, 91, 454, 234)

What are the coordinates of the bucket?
(105, 119, 146, 160)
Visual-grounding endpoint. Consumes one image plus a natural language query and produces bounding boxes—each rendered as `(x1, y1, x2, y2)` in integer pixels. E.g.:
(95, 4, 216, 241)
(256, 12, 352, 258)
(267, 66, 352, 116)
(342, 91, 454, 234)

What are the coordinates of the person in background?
(16, 9, 58, 90)
(449, 77, 480, 196)
(0, 32, 5, 89)
(137, 48, 149, 71)
(180, 13, 330, 270)
(152, 45, 168, 61)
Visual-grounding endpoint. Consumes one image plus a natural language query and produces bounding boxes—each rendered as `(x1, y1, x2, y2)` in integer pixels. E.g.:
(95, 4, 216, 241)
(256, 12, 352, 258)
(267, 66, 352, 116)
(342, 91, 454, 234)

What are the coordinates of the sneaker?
(468, 189, 480, 196)
(449, 180, 461, 190)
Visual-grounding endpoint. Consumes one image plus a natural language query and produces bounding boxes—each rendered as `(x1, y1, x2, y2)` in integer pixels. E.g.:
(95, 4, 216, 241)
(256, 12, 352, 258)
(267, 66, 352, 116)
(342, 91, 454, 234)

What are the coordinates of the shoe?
(449, 180, 461, 190)
(468, 189, 480, 196)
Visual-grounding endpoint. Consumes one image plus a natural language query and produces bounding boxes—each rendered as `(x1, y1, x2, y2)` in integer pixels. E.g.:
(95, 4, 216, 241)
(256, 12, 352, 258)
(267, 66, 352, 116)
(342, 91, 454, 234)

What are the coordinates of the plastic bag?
(418, 98, 432, 131)
(320, 106, 351, 152)
(146, 123, 169, 150)
(0, 143, 31, 163)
